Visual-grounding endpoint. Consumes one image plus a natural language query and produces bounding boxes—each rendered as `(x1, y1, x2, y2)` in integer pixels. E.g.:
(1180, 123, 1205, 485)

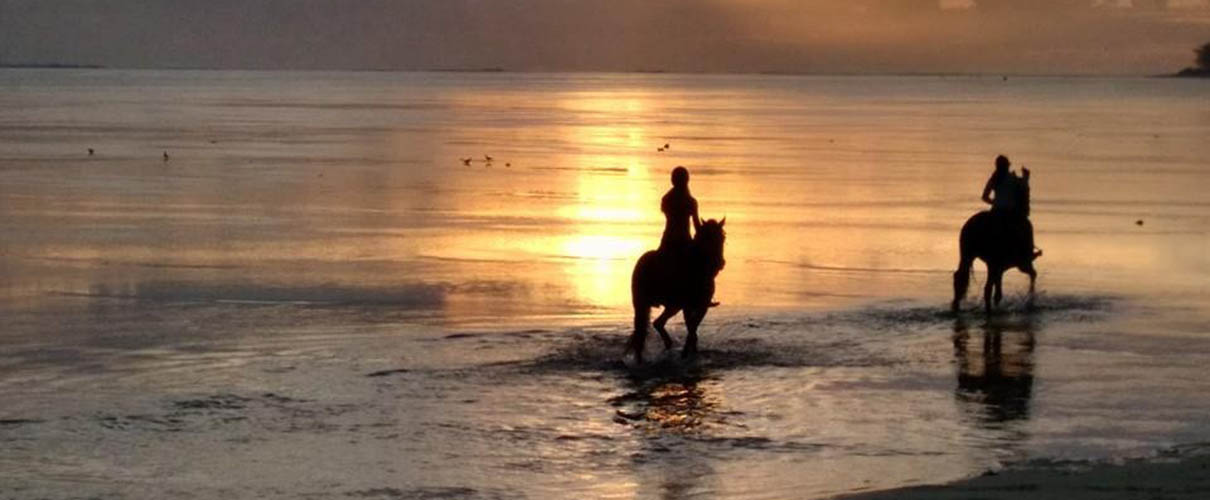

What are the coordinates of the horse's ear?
(720, 216, 726, 227)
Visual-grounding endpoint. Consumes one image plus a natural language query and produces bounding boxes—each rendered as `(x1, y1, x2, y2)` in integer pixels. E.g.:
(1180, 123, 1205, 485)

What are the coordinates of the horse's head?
(694, 217, 727, 275)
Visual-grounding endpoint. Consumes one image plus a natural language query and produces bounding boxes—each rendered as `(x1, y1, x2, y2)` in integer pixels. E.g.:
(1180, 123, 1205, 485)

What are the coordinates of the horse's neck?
(1018, 184, 1031, 215)
(689, 243, 723, 277)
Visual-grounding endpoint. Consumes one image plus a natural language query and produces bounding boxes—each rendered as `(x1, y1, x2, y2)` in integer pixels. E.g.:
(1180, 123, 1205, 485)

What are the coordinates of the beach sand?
(843, 449, 1210, 500)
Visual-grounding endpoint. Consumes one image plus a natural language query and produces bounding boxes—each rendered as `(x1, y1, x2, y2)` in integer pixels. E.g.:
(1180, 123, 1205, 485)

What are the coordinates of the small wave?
(49, 279, 535, 308)
(345, 487, 490, 499)
(519, 329, 897, 378)
(950, 292, 1116, 322)
(508, 293, 1116, 377)
(91, 391, 352, 435)
(52, 282, 448, 308)
(0, 418, 44, 427)
(529, 166, 630, 174)
(750, 258, 950, 275)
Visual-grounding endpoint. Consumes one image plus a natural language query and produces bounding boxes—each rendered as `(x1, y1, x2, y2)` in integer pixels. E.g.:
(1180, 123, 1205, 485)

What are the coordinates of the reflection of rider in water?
(659, 166, 702, 255)
(982, 155, 1039, 260)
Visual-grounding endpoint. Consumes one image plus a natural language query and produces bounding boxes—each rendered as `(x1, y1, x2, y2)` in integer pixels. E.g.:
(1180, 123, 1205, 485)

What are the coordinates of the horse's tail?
(627, 252, 656, 356)
(952, 262, 972, 312)
(952, 214, 979, 312)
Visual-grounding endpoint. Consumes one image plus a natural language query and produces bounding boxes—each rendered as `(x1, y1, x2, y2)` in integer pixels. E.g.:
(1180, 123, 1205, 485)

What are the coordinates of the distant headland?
(428, 67, 505, 73)
(0, 62, 104, 69)
(1171, 42, 1209, 78)
(1172, 67, 1208, 78)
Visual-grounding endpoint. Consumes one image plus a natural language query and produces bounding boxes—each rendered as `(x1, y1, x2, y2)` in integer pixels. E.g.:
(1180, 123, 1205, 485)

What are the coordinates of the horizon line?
(0, 64, 1183, 79)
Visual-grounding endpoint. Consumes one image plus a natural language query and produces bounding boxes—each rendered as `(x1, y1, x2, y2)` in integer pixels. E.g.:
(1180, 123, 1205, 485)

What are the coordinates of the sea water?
(1, 70, 1208, 499)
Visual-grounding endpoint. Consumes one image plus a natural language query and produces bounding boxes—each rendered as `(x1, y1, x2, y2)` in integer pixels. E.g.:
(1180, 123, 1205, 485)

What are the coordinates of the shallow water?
(1, 70, 1209, 499)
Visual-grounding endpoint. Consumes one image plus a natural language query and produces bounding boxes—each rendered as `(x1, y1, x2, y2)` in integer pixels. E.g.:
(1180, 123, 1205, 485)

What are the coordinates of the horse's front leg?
(983, 266, 997, 315)
(993, 272, 1004, 306)
(1022, 263, 1038, 307)
(682, 307, 707, 359)
(652, 306, 681, 351)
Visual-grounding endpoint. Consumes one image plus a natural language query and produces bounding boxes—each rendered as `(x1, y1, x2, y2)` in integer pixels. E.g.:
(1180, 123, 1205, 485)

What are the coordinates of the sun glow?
(560, 234, 644, 310)
(546, 92, 668, 309)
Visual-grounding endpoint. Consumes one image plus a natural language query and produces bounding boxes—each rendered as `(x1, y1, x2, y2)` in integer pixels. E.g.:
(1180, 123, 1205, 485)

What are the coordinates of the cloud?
(1, 0, 1207, 74)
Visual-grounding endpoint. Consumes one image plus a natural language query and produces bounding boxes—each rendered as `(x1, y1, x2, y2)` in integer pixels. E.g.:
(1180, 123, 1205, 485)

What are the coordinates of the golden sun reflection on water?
(560, 234, 644, 310)
(551, 106, 663, 309)
(558, 164, 657, 309)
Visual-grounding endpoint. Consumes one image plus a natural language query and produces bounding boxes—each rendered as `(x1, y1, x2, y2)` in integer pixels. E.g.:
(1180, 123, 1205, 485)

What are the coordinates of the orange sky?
(2, 0, 1208, 74)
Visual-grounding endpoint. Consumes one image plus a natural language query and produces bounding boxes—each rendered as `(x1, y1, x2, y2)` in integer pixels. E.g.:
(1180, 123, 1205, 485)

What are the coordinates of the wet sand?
(842, 448, 1210, 500)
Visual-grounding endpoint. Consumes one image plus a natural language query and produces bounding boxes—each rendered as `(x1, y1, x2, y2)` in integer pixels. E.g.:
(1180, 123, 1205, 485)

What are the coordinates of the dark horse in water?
(952, 176, 1039, 314)
(627, 218, 726, 363)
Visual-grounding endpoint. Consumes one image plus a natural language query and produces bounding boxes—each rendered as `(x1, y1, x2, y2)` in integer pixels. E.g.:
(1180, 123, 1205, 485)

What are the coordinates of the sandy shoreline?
(840, 447, 1210, 500)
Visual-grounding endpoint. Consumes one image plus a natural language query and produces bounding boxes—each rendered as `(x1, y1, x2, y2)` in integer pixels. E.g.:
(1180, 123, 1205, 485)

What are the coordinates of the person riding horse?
(981, 155, 1040, 263)
(627, 166, 725, 362)
(659, 166, 701, 258)
(952, 155, 1041, 314)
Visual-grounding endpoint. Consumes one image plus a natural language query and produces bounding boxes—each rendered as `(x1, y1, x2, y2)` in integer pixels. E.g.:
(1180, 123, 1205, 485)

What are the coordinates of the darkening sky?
(2, 0, 1208, 74)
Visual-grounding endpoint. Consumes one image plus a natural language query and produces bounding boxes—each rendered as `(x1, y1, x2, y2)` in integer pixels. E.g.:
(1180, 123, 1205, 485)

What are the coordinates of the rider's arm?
(691, 199, 702, 231)
(981, 175, 996, 205)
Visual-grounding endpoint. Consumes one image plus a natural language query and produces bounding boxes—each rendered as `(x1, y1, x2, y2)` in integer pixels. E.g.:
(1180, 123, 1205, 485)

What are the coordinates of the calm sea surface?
(1, 70, 1208, 499)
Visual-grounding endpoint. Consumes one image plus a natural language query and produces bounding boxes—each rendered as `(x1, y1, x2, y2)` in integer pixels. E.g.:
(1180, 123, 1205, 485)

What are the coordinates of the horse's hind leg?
(682, 307, 707, 359)
(652, 306, 681, 351)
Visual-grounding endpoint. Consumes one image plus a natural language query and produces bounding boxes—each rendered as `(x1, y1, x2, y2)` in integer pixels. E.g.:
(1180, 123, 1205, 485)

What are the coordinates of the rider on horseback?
(628, 166, 725, 361)
(659, 166, 701, 256)
(657, 166, 719, 308)
(982, 155, 1040, 261)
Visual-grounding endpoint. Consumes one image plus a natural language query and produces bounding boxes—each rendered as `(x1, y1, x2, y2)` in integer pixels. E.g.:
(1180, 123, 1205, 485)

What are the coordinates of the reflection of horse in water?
(953, 317, 1037, 425)
(627, 219, 726, 363)
(952, 175, 1039, 314)
(610, 375, 721, 499)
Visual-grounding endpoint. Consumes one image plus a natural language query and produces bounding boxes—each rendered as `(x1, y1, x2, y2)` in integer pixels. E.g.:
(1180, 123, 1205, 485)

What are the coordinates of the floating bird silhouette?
(484, 154, 493, 162)
(663, 143, 670, 150)
(88, 148, 94, 156)
(163, 151, 169, 162)
(461, 158, 472, 166)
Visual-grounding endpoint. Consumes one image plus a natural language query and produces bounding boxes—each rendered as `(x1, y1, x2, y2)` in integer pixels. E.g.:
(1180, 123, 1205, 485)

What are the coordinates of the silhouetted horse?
(952, 176, 1038, 314)
(627, 218, 726, 363)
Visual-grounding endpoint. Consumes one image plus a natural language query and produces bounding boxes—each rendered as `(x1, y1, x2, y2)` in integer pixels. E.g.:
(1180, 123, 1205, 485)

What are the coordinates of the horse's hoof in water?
(627, 349, 643, 367)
